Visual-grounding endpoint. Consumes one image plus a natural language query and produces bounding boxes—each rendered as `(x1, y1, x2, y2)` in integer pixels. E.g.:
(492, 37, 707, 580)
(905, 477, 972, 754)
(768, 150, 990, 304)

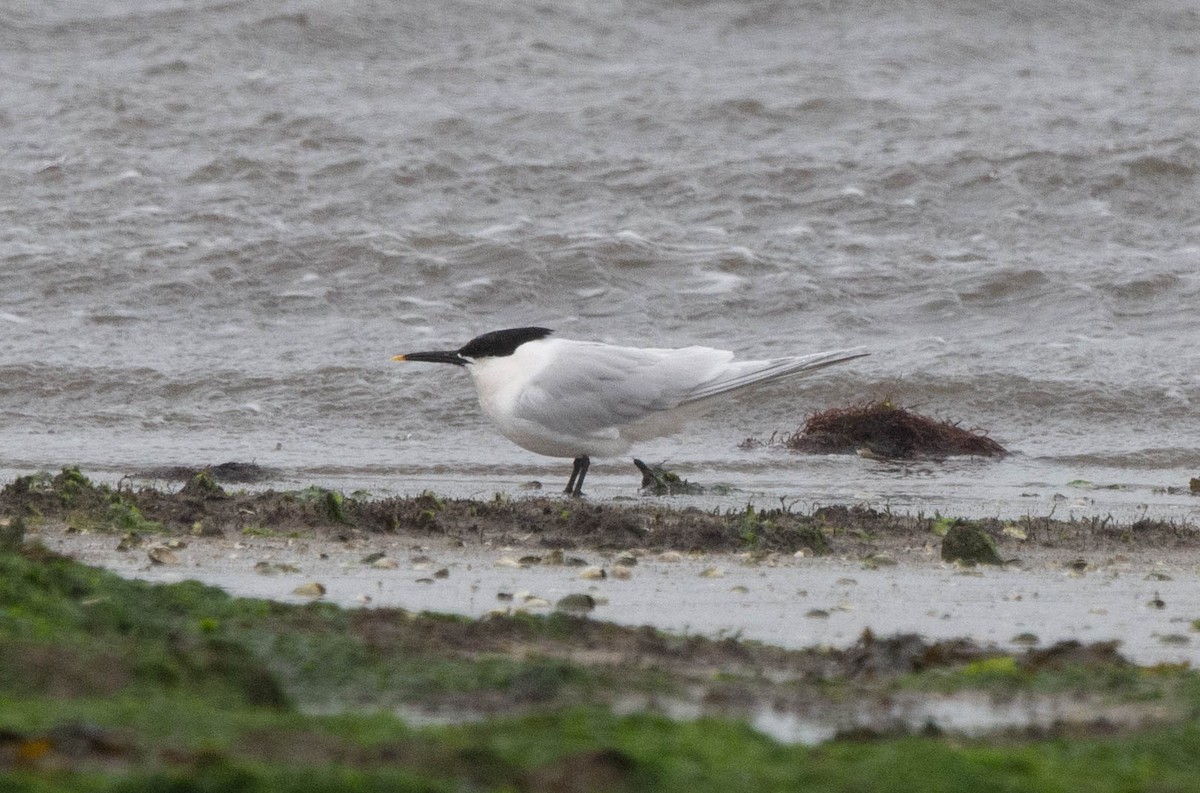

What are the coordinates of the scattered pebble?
(434, 568, 450, 579)
(579, 566, 606, 580)
(611, 565, 632, 580)
(806, 609, 830, 619)
(371, 557, 399, 570)
(699, 567, 725, 578)
(555, 593, 596, 614)
(657, 551, 684, 563)
(1011, 632, 1040, 646)
(253, 561, 301, 575)
(292, 582, 326, 598)
(1144, 572, 1173, 581)
(494, 556, 522, 568)
(147, 546, 180, 565)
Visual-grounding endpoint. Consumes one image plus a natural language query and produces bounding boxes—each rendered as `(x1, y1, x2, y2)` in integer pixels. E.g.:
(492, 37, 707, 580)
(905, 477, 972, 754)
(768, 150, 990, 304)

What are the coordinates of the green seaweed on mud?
(940, 520, 1004, 565)
(5, 541, 1200, 791)
(3, 468, 163, 534)
(294, 486, 352, 526)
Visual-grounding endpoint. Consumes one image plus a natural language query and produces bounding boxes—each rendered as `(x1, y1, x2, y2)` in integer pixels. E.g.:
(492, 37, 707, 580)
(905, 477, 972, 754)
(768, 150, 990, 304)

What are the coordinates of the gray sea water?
(3, 0, 1199, 519)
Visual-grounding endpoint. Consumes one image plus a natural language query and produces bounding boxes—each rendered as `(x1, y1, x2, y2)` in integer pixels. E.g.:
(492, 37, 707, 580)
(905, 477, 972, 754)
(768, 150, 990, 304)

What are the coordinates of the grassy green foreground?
(3, 534, 1200, 791)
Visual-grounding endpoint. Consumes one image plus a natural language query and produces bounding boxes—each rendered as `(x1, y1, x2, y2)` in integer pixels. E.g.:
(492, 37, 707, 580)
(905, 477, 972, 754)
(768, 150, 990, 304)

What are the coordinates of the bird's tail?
(680, 347, 868, 405)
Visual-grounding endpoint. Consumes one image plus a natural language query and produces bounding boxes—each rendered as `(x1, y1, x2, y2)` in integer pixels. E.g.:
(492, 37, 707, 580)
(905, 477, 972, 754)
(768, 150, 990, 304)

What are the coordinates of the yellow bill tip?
(391, 354, 407, 362)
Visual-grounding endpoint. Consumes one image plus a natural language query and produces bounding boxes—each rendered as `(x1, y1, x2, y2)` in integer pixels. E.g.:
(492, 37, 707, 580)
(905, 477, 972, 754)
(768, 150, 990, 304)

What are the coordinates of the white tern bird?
(394, 327, 867, 496)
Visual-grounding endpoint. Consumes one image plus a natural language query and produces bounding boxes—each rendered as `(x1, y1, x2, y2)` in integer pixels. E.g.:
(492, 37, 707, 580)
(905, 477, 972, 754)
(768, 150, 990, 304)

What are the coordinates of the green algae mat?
(4, 532, 1200, 791)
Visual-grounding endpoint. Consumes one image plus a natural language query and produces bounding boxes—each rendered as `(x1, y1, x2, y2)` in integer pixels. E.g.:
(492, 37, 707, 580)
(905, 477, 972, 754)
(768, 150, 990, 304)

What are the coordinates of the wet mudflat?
(42, 525, 1200, 669)
(5, 468, 1200, 790)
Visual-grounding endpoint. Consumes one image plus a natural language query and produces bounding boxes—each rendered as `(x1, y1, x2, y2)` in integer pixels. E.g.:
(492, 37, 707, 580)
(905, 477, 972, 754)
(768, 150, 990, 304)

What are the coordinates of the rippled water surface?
(3, 0, 1199, 518)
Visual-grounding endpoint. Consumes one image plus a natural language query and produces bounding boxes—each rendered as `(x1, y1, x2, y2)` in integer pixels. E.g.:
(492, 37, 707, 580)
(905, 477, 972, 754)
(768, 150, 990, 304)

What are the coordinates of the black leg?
(564, 455, 590, 497)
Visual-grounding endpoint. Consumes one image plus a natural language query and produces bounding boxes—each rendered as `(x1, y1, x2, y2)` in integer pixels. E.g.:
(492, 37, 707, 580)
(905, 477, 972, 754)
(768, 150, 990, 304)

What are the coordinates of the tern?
(394, 327, 867, 496)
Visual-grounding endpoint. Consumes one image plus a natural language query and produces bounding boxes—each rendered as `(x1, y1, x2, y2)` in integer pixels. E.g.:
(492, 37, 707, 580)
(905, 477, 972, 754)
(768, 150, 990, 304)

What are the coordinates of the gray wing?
(678, 347, 869, 405)
(511, 341, 736, 437)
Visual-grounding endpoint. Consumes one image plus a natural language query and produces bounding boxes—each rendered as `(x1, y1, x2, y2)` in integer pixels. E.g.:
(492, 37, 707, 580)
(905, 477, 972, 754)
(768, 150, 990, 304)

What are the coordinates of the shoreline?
(7, 467, 1200, 669)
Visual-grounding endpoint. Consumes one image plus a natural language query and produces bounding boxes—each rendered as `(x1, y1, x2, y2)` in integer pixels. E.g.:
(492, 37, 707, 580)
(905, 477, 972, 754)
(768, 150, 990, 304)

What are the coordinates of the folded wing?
(512, 340, 866, 438)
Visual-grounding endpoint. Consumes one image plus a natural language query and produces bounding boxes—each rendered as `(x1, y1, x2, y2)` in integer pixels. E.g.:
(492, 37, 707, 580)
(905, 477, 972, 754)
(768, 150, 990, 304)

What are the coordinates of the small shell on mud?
(579, 566, 606, 580)
(699, 567, 724, 578)
(292, 582, 326, 598)
(147, 546, 180, 565)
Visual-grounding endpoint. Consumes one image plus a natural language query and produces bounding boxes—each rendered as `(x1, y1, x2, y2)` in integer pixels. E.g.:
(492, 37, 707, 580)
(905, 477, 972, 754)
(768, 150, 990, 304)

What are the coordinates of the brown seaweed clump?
(783, 400, 1006, 460)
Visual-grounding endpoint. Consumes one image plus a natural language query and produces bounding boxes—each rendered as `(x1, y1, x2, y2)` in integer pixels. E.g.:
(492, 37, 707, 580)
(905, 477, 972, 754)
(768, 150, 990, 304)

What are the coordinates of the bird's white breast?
(464, 339, 634, 458)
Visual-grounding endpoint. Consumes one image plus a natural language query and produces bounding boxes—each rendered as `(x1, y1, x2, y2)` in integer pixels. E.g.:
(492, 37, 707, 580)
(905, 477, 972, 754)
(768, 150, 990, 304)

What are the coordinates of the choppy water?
(3, 0, 1199, 519)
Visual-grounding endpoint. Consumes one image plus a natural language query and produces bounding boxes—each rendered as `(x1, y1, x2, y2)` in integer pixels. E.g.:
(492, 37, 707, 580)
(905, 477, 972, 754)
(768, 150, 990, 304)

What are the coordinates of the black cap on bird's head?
(393, 327, 553, 366)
